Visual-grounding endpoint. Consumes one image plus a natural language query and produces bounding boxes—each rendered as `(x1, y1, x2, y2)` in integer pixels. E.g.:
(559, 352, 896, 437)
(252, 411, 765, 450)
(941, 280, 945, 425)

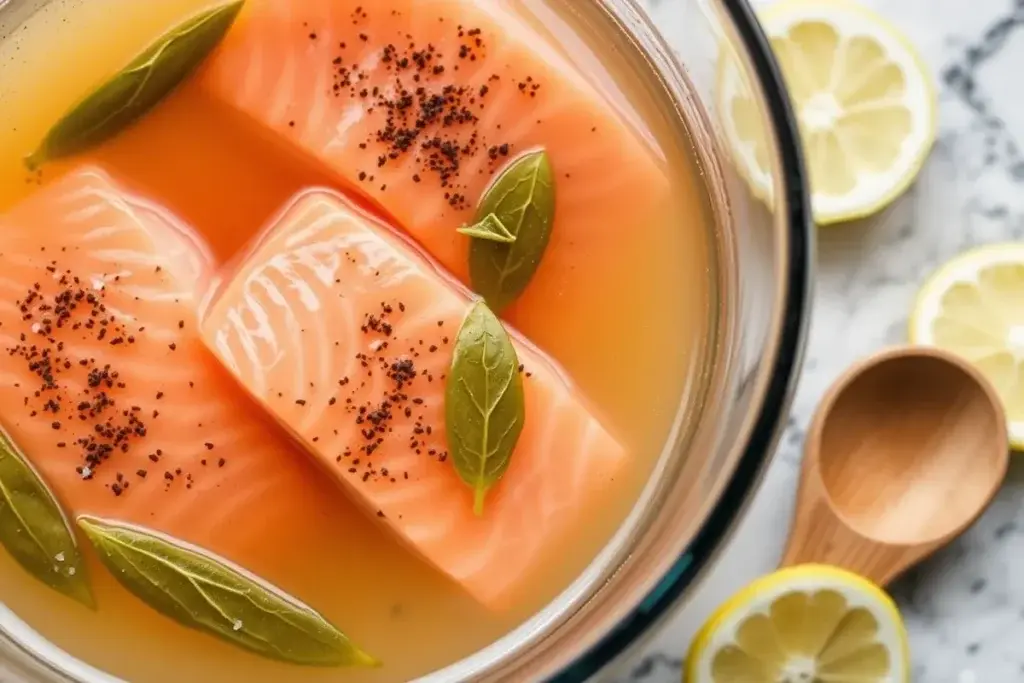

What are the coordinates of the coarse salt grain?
(80, 466, 92, 479)
(55, 552, 65, 562)
(233, 620, 243, 631)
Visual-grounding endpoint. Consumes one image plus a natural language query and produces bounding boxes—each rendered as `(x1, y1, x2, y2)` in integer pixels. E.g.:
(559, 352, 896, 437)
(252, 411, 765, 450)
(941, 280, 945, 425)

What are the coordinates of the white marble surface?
(626, 0, 1024, 681)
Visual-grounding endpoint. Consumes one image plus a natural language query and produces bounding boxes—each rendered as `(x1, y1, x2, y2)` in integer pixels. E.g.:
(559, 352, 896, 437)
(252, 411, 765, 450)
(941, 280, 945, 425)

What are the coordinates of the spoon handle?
(781, 459, 936, 586)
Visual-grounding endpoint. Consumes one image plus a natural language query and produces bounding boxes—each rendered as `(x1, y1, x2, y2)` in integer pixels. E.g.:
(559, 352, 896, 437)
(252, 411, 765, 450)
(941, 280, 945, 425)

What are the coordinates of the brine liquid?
(0, 0, 713, 681)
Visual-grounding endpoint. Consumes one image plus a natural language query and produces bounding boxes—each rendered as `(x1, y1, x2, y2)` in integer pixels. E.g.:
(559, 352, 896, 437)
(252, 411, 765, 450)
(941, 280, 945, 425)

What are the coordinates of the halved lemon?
(910, 244, 1024, 449)
(686, 565, 909, 682)
(718, 0, 937, 224)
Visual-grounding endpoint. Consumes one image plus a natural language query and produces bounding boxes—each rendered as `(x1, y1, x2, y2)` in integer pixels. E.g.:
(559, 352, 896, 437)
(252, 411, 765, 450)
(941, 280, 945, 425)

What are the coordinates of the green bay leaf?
(26, 1, 244, 169)
(467, 149, 556, 312)
(445, 301, 525, 515)
(77, 516, 377, 667)
(0, 426, 92, 607)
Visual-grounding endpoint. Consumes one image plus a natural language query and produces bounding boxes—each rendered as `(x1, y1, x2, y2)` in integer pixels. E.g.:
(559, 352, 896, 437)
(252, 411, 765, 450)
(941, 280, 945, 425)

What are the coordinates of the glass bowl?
(0, 0, 811, 680)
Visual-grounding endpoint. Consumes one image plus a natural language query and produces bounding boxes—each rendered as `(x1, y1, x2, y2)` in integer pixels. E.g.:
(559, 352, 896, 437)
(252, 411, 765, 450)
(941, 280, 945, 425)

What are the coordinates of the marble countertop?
(627, 0, 1024, 681)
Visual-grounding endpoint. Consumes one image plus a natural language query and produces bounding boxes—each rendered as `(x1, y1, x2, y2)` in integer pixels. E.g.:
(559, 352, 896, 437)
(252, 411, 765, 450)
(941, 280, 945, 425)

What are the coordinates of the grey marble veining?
(624, 0, 1024, 681)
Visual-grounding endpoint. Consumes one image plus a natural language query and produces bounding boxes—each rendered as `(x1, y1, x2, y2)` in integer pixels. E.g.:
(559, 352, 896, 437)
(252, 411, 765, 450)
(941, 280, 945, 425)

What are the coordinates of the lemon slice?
(718, 0, 937, 224)
(909, 244, 1024, 448)
(686, 565, 909, 682)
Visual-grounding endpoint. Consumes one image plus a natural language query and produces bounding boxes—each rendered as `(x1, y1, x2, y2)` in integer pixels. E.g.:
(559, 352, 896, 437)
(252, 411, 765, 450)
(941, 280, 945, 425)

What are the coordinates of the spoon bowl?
(782, 346, 1009, 585)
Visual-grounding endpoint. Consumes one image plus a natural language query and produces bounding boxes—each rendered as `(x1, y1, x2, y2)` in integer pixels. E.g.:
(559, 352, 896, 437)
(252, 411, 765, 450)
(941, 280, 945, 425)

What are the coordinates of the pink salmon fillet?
(0, 166, 352, 586)
(200, 189, 628, 608)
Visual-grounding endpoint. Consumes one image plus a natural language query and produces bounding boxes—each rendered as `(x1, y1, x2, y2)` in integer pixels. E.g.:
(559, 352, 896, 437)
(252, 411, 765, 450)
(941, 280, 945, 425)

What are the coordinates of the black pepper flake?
(326, 29, 521, 202)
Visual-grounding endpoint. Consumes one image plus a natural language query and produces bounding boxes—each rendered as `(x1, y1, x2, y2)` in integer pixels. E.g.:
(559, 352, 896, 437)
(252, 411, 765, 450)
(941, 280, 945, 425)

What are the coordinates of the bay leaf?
(0, 426, 92, 607)
(25, 1, 244, 169)
(467, 149, 556, 312)
(445, 301, 525, 515)
(457, 213, 516, 243)
(78, 516, 377, 667)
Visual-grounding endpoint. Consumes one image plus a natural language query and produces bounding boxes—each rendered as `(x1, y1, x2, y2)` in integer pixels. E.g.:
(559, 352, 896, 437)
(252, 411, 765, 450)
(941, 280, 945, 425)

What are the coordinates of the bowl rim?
(545, 0, 813, 679)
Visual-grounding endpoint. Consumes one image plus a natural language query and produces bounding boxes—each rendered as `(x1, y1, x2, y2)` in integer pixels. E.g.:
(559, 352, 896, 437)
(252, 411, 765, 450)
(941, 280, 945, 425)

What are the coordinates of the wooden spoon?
(782, 346, 1009, 585)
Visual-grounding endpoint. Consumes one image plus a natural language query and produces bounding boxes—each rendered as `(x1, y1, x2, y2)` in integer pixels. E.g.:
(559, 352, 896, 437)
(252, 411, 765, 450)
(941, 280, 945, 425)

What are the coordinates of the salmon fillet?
(198, 0, 672, 365)
(0, 166, 345, 581)
(200, 189, 627, 608)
